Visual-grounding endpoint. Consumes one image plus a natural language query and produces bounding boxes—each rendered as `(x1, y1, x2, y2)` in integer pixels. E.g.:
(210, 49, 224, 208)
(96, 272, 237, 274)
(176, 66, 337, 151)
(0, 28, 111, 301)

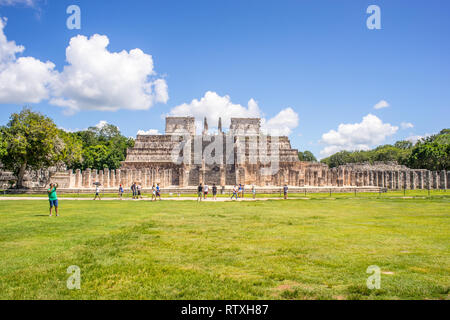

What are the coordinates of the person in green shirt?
(47, 183, 59, 217)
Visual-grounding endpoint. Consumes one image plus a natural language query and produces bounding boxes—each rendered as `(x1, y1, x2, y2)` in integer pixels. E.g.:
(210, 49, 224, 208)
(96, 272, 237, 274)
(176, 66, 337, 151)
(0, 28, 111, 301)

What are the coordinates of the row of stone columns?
(71, 168, 175, 188)
(67, 167, 448, 189)
(293, 168, 448, 189)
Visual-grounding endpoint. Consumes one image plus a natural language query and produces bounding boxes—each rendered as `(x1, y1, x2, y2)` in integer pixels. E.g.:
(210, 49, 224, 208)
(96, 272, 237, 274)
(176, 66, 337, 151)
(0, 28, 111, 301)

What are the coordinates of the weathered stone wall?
(1, 165, 447, 190)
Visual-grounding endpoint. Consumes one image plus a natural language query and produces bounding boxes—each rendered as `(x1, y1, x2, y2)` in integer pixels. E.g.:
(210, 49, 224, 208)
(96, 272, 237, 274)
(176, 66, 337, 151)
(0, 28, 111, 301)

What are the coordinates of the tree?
(0, 108, 80, 188)
(394, 140, 413, 150)
(0, 133, 6, 158)
(71, 123, 134, 170)
(82, 145, 110, 170)
(57, 130, 83, 168)
(407, 141, 449, 171)
(298, 151, 317, 162)
(321, 151, 353, 168)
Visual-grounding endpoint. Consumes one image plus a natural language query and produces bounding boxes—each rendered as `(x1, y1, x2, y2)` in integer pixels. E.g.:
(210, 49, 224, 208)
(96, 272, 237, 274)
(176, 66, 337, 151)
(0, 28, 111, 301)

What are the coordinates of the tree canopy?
(0, 108, 82, 187)
(320, 129, 450, 171)
(298, 150, 317, 162)
(69, 123, 135, 171)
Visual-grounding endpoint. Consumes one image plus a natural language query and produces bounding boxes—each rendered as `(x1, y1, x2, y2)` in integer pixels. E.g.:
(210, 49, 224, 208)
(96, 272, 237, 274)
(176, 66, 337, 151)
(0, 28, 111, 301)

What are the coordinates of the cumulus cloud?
(373, 100, 390, 110)
(137, 129, 161, 135)
(261, 107, 299, 136)
(406, 133, 432, 144)
(320, 114, 398, 157)
(0, 17, 56, 104)
(0, 17, 168, 112)
(169, 91, 260, 128)
(50, 34, 168, 113)
(168, 91, 299, 135)
(400, 122, 414, 129)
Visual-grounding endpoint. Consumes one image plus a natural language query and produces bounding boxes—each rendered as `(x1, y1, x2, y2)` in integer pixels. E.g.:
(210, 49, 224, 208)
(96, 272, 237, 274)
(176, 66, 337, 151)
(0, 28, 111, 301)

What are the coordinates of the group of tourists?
(231, 184, 246, 200)
(197, 183, 218, 201)
(127, 182, 162, 201)
(47, 181, 290, 215)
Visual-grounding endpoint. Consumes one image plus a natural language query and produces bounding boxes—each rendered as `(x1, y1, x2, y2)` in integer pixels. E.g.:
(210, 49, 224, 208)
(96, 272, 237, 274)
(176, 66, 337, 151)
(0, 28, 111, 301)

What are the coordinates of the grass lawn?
(0, 197, 448, 300)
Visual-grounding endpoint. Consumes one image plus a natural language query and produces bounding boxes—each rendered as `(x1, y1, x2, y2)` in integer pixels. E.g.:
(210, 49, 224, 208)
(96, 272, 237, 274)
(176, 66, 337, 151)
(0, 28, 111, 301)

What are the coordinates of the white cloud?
(406, 133, 432, 144)
(169, 91, 260, 128)
(320, 114, 398, 157)
(168, 91, 299, 135)
(50, 34, 168, 113)
(261, 107, 299, 136)
(94, 120, 108, 129)
(373, 100, 390, 110)
(0, 17, 168, 112)
(400, 122, 414, 129)
(0, 17, 56, 104)
(137, 129, 161, 135)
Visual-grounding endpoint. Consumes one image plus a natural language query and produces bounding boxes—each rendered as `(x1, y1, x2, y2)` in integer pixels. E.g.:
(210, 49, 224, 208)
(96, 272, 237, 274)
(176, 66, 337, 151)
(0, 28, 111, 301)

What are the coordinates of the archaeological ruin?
(0, 116, 448, 192)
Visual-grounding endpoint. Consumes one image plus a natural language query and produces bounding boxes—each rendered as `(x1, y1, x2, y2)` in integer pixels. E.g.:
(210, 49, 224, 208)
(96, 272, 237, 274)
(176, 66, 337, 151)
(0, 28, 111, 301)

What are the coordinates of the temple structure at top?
(120, 116, 305, 187)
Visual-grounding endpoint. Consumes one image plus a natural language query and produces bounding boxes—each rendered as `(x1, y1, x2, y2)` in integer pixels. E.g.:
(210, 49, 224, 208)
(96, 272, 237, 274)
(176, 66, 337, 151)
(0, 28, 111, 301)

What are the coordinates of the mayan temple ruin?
(0, 116, 448, 192)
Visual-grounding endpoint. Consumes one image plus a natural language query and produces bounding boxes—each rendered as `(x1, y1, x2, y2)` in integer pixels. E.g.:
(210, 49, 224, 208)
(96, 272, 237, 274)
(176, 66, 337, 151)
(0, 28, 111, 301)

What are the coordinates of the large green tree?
(298, 150, 317, 162)
(407, 131, 450, 171)
(0, 134, 6, 158)
(0, 108, 82, 188)
(71, 123, 134, 170)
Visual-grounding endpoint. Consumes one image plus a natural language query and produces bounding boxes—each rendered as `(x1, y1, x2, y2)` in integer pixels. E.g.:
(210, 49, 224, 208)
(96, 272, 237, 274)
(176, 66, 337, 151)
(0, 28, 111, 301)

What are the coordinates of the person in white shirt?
(93, 185, 101, 200)
(231, 185, 238, 200)
(204, 184, 209, 199)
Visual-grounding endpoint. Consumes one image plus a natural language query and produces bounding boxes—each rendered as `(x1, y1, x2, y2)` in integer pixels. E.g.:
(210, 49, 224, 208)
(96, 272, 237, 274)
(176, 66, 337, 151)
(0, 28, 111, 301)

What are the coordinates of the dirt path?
(0, 196, 305, 201)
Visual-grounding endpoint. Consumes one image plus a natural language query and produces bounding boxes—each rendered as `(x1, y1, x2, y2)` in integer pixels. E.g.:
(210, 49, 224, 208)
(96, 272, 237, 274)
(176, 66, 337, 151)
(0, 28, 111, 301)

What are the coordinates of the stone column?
(395, 171, 400, 190)
(85, 169, 91, 187)
(432, 171, 437, 189)
(75, 169, 81, 188)
(110, 170, 115, 188)
(98, 170, 103, 187)
(116, 169, 121, 186)
(440, 170, 446, 190)
(104, 169, 110, 188)
(447, 171, 450, 189)
(425, 171, 431, 189)
(416, 171, 422, 189)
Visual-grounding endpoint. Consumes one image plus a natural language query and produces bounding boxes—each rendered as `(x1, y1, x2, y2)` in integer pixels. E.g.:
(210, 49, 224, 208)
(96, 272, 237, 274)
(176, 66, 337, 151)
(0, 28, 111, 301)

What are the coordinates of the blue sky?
(0, 0, 449, 158)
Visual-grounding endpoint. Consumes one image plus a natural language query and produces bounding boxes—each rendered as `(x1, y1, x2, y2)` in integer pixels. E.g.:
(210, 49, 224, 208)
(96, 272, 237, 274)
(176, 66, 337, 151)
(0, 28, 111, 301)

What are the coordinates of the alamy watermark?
(67, 5, 81, 30)
(367, 5, 381, 30)
(169, 129, 280, 176)
(366, 265, 381, 289)
(67, 265, 81, 290)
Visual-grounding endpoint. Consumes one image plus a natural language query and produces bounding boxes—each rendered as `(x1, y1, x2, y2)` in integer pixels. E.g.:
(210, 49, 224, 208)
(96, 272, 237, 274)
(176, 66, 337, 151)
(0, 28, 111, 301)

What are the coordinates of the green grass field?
(0, 197, 449, 300)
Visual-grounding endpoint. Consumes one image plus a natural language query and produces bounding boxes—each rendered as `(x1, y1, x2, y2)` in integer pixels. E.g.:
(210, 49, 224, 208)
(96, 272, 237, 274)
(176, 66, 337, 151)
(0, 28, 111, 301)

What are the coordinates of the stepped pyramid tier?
(120, 116, 305, 186)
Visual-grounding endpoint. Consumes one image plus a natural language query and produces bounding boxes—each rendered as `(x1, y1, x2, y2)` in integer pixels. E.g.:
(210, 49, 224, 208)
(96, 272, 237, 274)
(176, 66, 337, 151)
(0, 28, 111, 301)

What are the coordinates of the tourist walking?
(48, 183, 59, 217)
(231, 185, 238, 200)
(131, 182, 137, 199)
(118, 184, 124, 199)
(197, 183, 203, 202)
(283, 184, 288, 200)
(252, 184, 256, 199)
(204, 184, 209, 199)
(212, 183, 217, 200)
(156, 183, 161, 200)
(137, 183, 143, 199)
(152, 184, 157, 201)
(93, 184, 101, 200)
